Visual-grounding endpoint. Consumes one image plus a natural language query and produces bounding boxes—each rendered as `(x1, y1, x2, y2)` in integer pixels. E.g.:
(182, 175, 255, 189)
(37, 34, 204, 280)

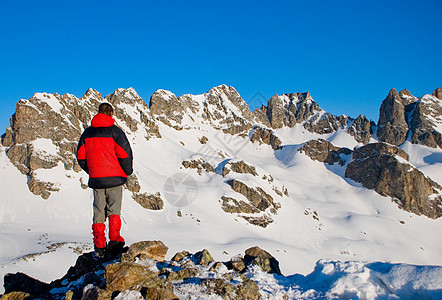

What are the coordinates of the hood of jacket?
(91, 113, 115, 128)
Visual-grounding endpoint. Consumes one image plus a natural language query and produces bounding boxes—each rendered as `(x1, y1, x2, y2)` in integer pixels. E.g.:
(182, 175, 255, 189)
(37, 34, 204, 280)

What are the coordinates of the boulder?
(244, 246, 282, 275)
(3, 272, 50, 297)
(105, 262, 161, 292)
(121, 241, 168, 262)
(193, 249, 214, 266)
(171, 250, 190, 262)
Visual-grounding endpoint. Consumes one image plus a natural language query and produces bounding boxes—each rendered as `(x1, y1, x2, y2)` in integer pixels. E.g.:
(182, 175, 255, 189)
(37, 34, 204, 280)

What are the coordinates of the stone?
(121, 241, 168, 262)
(104, 262, 159, 292)
(133, 192, 164, 210)
(3, 272, 50, 297)
(244, 246, 282, 275)
(193, 249, 214, 266)
(167, 268, 200, 281)
(171, 251, 190, 262)
(225, 256, 246, 273)
(0, 292, 31, 300)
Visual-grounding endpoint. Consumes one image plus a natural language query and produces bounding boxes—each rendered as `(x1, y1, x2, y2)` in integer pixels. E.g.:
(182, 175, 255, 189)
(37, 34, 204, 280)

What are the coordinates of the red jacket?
(76, 113, 133, 189)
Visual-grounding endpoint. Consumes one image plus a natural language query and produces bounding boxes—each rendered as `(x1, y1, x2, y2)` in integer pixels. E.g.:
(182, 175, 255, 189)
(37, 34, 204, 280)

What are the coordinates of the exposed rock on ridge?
(345, 143, 442, 219)
(2, 241, 284, 299)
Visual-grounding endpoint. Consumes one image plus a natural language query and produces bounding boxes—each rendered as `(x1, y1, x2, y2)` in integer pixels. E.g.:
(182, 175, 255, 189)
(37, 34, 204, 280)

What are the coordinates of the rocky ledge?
(1, 241, 285, 300)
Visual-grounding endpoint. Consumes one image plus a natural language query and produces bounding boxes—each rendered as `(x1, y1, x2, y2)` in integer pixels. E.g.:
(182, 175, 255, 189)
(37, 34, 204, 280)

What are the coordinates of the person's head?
(98, 102, 113, 116)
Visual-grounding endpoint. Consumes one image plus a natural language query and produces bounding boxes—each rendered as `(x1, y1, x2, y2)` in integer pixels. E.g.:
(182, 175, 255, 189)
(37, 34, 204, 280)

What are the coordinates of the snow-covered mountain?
(1, 85, 441, 298)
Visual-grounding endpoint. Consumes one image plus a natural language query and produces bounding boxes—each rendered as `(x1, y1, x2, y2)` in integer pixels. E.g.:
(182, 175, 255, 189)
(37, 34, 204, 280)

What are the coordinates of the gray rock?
(182, 158, 215, 175)
(121, 240, 169, 262)
(409, 94, 442, 148)
(133, 192, 164, 210)
(221, 160, 258, 176)
(244, 246, 282, 275)
(250, 126, 282, 150)
(193, 249, 214, 266)
(345, 143, 442, 218)
(226, 179, 279, 212)
(347, 115, 372, 144)
(299, 139, 352, 166)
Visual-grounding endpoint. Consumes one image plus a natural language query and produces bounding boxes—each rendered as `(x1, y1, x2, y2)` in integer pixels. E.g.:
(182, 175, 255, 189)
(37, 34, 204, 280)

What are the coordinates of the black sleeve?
(76, 132, 89, 174)
(114, 126, 133, 176)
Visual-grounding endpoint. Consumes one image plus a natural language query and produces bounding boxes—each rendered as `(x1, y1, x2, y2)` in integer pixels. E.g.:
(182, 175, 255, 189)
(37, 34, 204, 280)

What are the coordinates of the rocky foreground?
(1, 241, 283, 300)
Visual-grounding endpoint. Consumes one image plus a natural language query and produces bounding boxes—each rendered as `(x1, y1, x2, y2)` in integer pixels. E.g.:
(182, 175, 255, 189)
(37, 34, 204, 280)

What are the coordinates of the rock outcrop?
(249, 126, 282, 150)
(1, 241, 286, 299)
(409, 94, 442, 148)
(346, 115, 373, 144)
(299, 139, 352, 166)
(345, 143, 442, 218)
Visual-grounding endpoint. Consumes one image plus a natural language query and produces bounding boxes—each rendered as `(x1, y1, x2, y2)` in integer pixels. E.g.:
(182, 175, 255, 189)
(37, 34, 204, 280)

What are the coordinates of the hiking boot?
(108, 240, 125, 257)
(93, 247, 106, 260)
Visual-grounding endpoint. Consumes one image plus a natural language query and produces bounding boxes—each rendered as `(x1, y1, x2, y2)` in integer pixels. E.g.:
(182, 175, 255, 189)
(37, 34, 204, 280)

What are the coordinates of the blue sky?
(0, 0, 441, 133)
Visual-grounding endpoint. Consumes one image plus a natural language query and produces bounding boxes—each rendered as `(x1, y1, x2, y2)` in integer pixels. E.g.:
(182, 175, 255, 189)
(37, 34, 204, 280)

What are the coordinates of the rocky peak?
(347, 114, 373, 144)
(261, 92, 322, 130)
(399, 89, 418, 106)
(107, 87, 144, 107)
(432, 87, 442, 100)
(80, 88, 102, 101)
(204, 85, 254, 133)
(377, 88, 409, 146)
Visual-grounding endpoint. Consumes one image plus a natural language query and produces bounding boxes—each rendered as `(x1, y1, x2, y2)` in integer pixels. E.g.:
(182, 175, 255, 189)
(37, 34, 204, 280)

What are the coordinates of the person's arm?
(76, 132, 89, 174)
(114, 127, 133, 175)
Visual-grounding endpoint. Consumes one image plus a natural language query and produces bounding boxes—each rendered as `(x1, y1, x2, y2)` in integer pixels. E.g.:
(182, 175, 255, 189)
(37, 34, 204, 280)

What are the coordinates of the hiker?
(76, 102, 133, 258)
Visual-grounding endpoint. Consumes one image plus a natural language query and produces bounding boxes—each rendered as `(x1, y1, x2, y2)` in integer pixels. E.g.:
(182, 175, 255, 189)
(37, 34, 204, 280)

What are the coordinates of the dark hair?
(98, 103, 113, 116)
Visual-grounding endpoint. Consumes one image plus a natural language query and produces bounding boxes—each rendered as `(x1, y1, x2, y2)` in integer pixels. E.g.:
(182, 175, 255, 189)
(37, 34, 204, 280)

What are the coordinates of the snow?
(31, 138, 59, 156)
(34, 93, 64, 114)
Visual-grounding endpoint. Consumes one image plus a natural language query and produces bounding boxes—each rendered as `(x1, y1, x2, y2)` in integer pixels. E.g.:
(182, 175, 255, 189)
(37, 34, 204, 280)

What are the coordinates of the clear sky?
(0, 0, 441, 133)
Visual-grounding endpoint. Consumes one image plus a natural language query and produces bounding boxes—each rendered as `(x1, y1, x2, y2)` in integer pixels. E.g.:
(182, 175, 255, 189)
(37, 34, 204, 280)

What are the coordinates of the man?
(76, 102, 133, 258)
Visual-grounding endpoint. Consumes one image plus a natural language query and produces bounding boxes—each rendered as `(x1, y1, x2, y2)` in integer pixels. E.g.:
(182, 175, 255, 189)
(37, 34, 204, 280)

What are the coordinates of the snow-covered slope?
(1, 85, 441, 297)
